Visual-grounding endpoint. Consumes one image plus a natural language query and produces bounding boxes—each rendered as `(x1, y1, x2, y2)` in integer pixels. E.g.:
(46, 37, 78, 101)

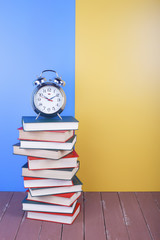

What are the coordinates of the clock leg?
(57, 113, 62, 120)
(35, 113, 40, 120)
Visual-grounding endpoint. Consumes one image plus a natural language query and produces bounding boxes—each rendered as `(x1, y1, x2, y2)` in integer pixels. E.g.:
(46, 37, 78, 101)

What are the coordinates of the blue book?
(22, 116, 79, 131)
(22, 196, 77, 213)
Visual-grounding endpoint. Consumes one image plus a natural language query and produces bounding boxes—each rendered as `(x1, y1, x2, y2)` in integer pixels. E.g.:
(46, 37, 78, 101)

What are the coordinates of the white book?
(22, 162, 79, 180)
(20, 135, 76, 150)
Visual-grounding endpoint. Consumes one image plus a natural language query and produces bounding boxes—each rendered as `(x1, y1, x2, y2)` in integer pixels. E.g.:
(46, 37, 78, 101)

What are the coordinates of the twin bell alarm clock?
(32, 70, 66, 118)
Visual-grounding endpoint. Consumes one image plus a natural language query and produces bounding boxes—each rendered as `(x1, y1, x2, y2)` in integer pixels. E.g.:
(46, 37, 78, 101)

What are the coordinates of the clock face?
(33, 83, 66, 116)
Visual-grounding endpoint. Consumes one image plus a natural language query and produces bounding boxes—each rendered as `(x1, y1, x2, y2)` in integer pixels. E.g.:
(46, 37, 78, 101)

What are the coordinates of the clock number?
(39, 93, 43, 97)
(56, 94, 60, 97)
(57, 98, 61, 102)
(38, 98, 41, 101)
(47, 88, 51, 92)
(39, 103, 42, 106)
(43, 89, 46, 93)
(47, 108, 51, 112)
(43, 106, 46, 110)
(52, 107, 55, 111)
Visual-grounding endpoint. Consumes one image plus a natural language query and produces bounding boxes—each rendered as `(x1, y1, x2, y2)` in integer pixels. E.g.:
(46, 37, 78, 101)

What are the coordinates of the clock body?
(32, 82, 66, 117)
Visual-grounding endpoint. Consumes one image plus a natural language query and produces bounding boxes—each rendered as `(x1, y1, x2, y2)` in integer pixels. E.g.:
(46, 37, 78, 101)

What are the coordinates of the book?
(13, 143, 72, 159)
(29, 175, 82, 197)
(20, 135, 76, 150)
(22, 197, 77, 213)
(18, 127, 74, 143)
(26, 203, 80, 224)
(23, 177, 73, 188)
(27, 150, 79, 170)
(27, 191, 81, 206)
(22, 116, 79, 131)
(28, 152, 78, 170)
(22, 162, 79, 180)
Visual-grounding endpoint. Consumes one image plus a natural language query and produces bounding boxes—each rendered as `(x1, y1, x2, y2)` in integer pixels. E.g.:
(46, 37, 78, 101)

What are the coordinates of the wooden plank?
(0, 192, 26, 240)
(39, 221, 62, 240)
(16, 200, 62, 240)
(119, 192, 152, 240)
(84, 192, 106, 240)
(136, 192, 160, 240)
(15, 212, 42, 240)
(152, 192, 160, 209)
(101, 192, 129, 240)
(62, 194, 83, 240)
(0, 192, 13, 221)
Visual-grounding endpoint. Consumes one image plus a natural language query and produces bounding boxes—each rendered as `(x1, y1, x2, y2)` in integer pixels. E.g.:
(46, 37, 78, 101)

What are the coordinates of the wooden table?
(0, 192, 160, 240)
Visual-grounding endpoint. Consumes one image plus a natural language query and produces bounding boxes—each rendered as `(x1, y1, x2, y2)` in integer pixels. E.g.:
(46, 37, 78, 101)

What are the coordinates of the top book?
(22, 116, 79, 131)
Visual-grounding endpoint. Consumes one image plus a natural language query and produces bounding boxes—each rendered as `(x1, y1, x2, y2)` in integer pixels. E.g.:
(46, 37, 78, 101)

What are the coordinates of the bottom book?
(26, 203, 80, 224)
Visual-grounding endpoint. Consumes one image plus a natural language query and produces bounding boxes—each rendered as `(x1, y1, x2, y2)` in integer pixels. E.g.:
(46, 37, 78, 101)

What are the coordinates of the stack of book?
(13, 116, 82, 224)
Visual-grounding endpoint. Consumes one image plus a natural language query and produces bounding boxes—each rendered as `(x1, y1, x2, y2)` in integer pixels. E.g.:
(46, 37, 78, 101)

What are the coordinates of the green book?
(22, 116, 79, 131)
(29, 175, 83, 197)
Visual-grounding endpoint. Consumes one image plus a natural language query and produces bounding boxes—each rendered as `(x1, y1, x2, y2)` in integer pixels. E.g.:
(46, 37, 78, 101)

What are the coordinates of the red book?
(23, 177, 73, 189)
(27, 191, 81, 206)
(27, 150, 79, 170)
(26, 203, 80, 224)
(18, 127, 74, 143)
(22, 162, 79, 180)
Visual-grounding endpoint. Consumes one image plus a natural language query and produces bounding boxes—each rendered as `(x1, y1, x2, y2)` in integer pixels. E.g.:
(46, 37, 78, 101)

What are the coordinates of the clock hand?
(50, 94, 59, 100)
(50, 95, 57, 100)
(41, 95, 53, 102)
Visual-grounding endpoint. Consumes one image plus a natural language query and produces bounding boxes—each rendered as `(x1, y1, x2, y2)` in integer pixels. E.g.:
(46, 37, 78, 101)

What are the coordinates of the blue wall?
(0, 0, 75, 191)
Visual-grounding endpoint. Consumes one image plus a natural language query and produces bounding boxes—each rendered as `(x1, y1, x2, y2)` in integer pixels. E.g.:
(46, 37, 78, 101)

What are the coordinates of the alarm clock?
(32, 70, 66, 118)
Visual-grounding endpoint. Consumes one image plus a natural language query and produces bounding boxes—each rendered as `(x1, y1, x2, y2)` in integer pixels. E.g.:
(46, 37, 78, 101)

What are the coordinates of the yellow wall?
(75, 0, 160, 191)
